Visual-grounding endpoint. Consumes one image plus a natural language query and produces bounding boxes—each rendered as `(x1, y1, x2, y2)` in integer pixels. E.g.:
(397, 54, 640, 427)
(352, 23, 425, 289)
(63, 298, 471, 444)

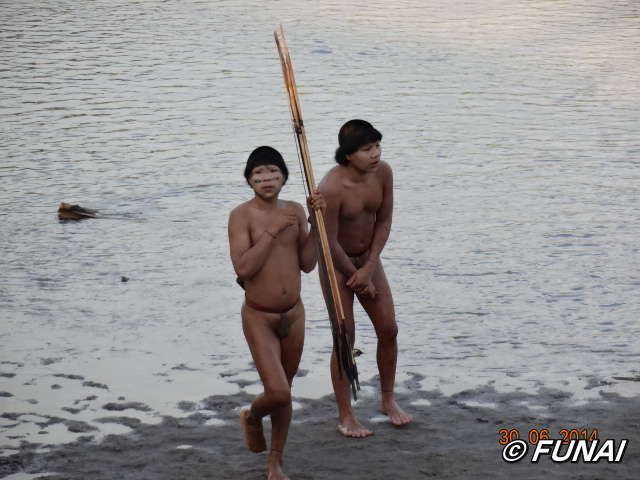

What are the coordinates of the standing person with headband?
(318, 120, 412, 438)
(228, 146, 325, 479)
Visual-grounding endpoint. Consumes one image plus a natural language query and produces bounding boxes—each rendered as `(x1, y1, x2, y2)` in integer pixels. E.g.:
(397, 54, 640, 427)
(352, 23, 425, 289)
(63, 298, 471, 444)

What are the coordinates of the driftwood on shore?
(57, 202, 97, 220)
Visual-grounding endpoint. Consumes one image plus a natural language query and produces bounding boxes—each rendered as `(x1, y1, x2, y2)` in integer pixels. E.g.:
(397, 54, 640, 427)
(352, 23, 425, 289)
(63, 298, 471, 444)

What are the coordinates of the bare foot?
(267, 466, 289, 480)
(240, 407, 266, 452)
(337, 414, 373, 438)
(381, 398, 413, 426)
(267, 451, 289, 480)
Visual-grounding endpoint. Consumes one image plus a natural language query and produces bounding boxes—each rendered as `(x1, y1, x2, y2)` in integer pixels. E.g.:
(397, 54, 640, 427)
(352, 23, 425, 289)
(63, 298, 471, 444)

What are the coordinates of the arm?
(364, 162, 393, 269)
(228, 207, 290, 282)
(297, 202, 316, 273)
(319, 182, 358, 278)
(298, 190, 327, 273)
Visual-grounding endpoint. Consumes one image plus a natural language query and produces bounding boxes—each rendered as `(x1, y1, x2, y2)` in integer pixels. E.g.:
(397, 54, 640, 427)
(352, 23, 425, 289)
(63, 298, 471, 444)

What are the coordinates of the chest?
(249, 211, 299, 246)
(340, 178, 383, 219)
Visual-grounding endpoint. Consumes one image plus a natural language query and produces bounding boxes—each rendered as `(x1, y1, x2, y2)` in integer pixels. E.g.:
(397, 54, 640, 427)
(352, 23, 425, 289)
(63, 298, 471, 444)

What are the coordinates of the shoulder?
(378, 161, 393, 177)
(228, 201, 251, 224)
(318, 166, 344, 195)
(376, 161, 393, 184)
(282, 200, 306, 218)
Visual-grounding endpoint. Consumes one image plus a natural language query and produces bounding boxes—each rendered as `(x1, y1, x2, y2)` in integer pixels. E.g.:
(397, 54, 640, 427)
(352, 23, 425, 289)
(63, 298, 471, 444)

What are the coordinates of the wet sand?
(2, 376, 638, 480)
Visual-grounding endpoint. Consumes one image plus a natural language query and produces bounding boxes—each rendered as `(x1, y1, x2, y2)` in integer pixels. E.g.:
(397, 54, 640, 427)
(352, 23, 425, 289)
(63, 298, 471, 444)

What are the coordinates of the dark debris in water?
(94, 416, 142, 429)
(0, 361, 24, 368)
(57, 202, 97, 220)
(61, 406, 86, 415)
(612, 375, 640, 382)
(102, 401, 152, 412)
(53, 374, 85, 381)
(177, 401, 198, 412)
(65, 420, 97, 434)
(82, 381, 108, 390)
(74, 395, 98, 404)
(585, 377, 615, 390)
(235, 379, 257, 388)
(171, 363, 198, 372)
(40, 358, 63, 366)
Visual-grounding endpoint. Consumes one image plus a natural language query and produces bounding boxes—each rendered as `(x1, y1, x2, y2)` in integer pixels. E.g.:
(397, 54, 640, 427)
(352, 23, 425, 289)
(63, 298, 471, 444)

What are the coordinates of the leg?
(357, 263, 412, 426)
(267, 302, 305, 480)
(241, 304, 293, 453)
(321, 268, 373, 438)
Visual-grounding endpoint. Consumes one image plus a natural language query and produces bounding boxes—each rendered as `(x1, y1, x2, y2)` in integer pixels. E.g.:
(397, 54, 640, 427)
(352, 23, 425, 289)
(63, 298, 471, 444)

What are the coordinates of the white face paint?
(250, 165, 284, 185)
(249, 164, 285, 200)
(252, 172, 283, 184)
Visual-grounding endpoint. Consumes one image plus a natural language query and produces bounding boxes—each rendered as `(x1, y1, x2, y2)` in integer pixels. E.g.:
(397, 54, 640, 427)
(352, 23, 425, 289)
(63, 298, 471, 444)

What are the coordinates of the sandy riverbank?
(2, 375, 638, 479)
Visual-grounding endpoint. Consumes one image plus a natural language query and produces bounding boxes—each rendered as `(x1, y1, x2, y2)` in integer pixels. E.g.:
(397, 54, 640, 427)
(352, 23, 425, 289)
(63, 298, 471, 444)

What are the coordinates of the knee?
(377, 322, 398, 343)
(267, 387, 291, 408)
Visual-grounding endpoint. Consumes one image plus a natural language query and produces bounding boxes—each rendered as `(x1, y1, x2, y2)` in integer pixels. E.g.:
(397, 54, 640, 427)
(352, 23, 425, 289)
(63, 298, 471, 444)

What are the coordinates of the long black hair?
(334, 119, 382, 165)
